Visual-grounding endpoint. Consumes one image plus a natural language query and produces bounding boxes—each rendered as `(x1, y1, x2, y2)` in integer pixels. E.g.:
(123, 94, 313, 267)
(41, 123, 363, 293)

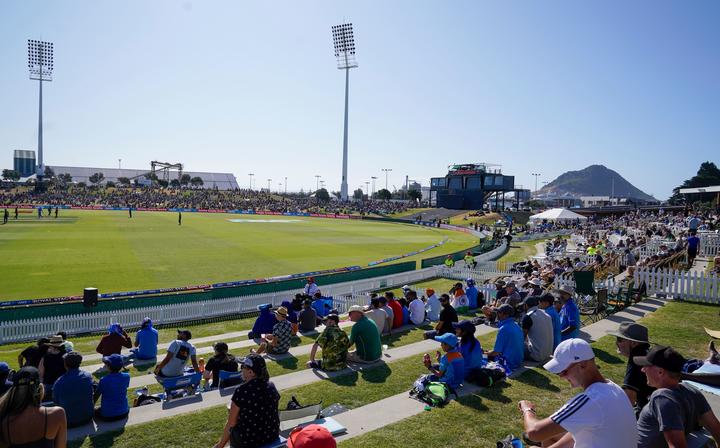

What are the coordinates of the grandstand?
(48, 165, 240, 190)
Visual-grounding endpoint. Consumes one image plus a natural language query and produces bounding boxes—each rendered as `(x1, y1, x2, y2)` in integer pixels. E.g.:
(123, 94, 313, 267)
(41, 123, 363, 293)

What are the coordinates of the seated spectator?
(253, 307, 292, 355)
(203, 342, 238, 389)
(398, 298, 411, 326)
(607, 322, 654, 416)
(132, 317, 159, 360)
(52, 351, 94, 428)
(636, 345, 720, 447)
(485, 304, 524, 372)
(0, 363, 12, 398)
(38, 335, 67, 401)
(365, 297, 389, 336)
(425, 288, 441, 322)
(57, 331, 74, 353)
(520, 296, 554, 363)
(450, 282, 469, 313)
(465, 278, 482, 310)
(408, 291, 426, 326)
(424, 294, 458, 340)
(526, 278, 543, 297)
(453, 320, 484, 381)
(249, 304, 278, 339)
(386, 292, 404, 329)
(298, 299, 318, 333)
(214, 354, 280, 448)
(307, 313, 350, 371)
(96, 323, 132, 357)
(519, 339, 637, 447)
(379, 296, 395, 334)
(311, 292, 332, 320)
(346, 306, 382, 363)
(0, 367, 67, 447)
(18, 338, 49, 369)
(281, 300, 299, 335)
(482, 282, 520, 321)
(94, 354, 130, 421)
(155, 329, 199, 377)
(555, 286, 580, 341)
(304, 276, 320, 297)
(538, 294, 562, 350)
(423, 333, 464, 389)
(290, 293, 306, 312)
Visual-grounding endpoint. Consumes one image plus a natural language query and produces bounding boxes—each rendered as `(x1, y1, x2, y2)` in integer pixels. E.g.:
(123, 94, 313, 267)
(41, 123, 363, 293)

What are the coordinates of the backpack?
(466, 363, 507, 387)
(409, 374, 455, 407)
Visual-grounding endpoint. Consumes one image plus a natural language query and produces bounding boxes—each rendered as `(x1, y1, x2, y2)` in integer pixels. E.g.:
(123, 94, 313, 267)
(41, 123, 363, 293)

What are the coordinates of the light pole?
(118, 159, 122, 169)
(315, 175, 321, 192)
(382, 168, 392, 190)
(371, 176, 377, 198)
(365, 181, 370, 200)
(320, 180, 326, 190)
(248, 173, 254, 190)
(531, 173, 541, 194)
(284, 176, 287, 194)
(267, 178, 271, 192)
(28, 39, 54, 181)
(331, 23, 358, 201)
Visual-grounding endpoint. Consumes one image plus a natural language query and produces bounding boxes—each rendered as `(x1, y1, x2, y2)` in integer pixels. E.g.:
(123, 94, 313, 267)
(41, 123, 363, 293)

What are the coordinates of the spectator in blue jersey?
(453, 320, 484, 381)
(423, 333, 465, 389)
(53, 351, 94, 428)
(485, 304, 524, 372)
(94, 354, 130, 421)
(249, 304, 278, 339)
(555, 285, 580, 341)
(311, 292, 332, 319)
(687, 230, 700, 265)
(465, 278, 482, 310)
(0, 363, 12, 398)
(538, 294, 562, 350)
(132, 317, 159, 360)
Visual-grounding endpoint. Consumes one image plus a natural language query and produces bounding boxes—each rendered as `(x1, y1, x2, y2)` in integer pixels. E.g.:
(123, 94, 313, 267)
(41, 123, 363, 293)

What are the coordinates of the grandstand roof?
(49, 166, 239, 190)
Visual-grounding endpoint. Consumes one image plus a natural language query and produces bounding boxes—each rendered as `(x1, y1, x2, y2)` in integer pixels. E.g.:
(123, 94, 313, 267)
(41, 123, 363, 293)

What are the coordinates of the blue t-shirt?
(53, 369, 94, 425)
(465, 286, 479, 309)
(560, 299, 580, 341)
(493, 318, 524, 372)
(438, 349, 465, 389)
(544, 306, 562, 350)
(98, 372, 130, 418)
(401, 307, 410, 326)
(135, 327, 159, 359)
(687, 236, 700, 250)
(459, 338, 485, 377)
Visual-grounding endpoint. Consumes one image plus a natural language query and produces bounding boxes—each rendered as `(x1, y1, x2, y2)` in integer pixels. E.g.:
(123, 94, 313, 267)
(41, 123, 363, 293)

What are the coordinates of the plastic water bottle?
(510, 438, 524, 448)
(198, 358, 205, 373)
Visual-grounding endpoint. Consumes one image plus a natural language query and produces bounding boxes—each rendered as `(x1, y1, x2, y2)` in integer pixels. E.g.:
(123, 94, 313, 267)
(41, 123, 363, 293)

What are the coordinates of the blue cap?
(0, 362, 9, 373)
(102, 354, 124, 369)
(466, 278, 475, 286)
(434, 333, 458, 348)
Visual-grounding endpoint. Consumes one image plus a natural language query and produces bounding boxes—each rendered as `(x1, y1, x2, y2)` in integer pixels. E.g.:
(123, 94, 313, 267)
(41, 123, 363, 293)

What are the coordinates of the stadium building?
(48, 166, 240, 190)
(14, 150, 36, 177)
(430, 163, 526, 210)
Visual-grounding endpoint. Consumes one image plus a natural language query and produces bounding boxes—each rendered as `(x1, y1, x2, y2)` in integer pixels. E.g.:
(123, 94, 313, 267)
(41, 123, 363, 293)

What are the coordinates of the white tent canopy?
(529, 208, 588, 222)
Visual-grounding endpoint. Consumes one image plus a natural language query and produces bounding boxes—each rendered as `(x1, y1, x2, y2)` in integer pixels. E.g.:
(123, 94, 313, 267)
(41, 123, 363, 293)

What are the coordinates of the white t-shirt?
(426, 295, 441, 321)
(161, 340, 196, 377)
(304, 283, 320, 296)
(408, 298, 425, 326)
(550, 380, 637, 448)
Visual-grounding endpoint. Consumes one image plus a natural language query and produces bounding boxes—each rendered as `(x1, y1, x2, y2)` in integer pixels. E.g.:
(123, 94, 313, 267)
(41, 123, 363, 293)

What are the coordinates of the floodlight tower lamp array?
(27, 39, 54, 179)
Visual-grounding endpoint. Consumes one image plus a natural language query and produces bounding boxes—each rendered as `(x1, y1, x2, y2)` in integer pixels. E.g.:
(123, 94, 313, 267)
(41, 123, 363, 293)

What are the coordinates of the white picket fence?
(634, 267, 720, 303)
(700, 233, 720, 257)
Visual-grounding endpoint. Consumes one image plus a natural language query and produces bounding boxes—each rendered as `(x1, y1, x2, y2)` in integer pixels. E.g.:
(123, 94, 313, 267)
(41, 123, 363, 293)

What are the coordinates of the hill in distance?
(537, 165, 656, 202)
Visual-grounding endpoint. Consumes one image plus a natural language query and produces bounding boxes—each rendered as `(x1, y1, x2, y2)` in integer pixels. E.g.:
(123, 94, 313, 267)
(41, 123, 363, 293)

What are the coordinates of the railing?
(634, 267, 719, 304)
(700, 233, 720, 258)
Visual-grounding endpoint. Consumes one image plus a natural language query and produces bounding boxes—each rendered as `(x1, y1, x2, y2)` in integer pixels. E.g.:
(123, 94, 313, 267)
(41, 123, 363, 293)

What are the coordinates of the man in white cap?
(346, 305, 382, 363)
(518, 338, 637, 447)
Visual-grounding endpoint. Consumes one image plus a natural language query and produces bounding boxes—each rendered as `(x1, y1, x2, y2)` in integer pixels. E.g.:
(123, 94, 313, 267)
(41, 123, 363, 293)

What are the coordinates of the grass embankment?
(0, 210, 476, 301)
(387, 208, 433, 219)
(496, 240, 541, 270)
(448, 212, 501, 227)
(69, 301, 718, 448)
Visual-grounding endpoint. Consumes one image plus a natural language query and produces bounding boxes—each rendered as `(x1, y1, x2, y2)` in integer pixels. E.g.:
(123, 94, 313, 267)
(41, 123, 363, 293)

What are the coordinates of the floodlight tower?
(331, 23, 358, 202)
(28, 39, 54, 181)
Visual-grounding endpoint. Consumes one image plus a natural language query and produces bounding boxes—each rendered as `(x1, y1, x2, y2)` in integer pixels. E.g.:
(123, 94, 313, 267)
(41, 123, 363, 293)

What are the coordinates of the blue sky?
(1, 1, 718, 199)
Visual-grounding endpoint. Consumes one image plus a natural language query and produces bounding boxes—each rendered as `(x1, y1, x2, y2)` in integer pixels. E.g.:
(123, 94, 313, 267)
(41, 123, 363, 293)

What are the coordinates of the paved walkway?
(67, 324, 500, 441)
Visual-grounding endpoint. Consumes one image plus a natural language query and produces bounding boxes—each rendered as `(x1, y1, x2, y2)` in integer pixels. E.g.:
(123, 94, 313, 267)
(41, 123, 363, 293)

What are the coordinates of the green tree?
(170, 179, 180, 188)
(376, 188, 392, 200)
(117, 177, 130, 186)
(190, 176, 204, 187)
(59, 173, 73, 184)
(105, 181, 116, 188)
(76, 182, 87, 188)
(669, 161, 720, 205)
(353, 188, 364, 200)
(1, 169, 20, 181)
(180, 174, 192, 186)
(44, 166, 55, 178)
(89, 172, 105, 185)
(316, 188, 330, 201)
(408, 189, 422, 201)
(157, 179, 169, 188)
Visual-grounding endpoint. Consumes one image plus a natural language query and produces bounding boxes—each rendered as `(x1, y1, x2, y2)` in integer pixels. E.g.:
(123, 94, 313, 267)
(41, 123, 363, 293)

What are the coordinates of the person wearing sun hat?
(38, 335, 67, 401)
(635, 345, 720, 447)
(422, 332, 464, 389)
(607, 322, 654, 415)
(253, 306, 293, 355)
(518, 338, 637, 447)
(346, 305, 382, 363)
(554, 285, 580, 341)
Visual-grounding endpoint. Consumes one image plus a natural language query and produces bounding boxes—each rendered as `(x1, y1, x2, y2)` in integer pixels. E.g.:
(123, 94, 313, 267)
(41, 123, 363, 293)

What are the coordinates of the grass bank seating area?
(2, 274, 719, 448)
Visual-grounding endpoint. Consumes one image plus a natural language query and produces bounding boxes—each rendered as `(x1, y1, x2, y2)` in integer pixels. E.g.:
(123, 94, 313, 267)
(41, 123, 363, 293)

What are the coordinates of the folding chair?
(157, 372, 202, 402)
(218, 370, 243, 389)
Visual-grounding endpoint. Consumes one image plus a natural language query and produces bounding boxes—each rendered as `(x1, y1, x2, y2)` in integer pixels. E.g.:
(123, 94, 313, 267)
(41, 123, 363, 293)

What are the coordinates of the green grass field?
(0, 210, 477, 301)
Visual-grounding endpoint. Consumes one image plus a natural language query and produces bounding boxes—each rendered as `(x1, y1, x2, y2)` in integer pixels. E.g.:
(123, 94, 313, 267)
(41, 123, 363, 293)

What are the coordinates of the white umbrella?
(529, 208, 588, 222)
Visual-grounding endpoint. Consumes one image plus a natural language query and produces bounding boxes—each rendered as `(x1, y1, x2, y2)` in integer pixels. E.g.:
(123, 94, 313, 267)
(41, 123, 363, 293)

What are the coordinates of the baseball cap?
(402, 285, 411, 291)
(633, 345, 686, 373)
(544, 338, 595, 374)
(102, 353, 125, 370)
(239, 353, 267, 376)
(452, 320, 475, 334)
(0, 362, 9, 373)
(177, 329, 192, 340)
(288, 424, 336, 448)
(63, 351, 83, 369)
(434, 333, 458, 348)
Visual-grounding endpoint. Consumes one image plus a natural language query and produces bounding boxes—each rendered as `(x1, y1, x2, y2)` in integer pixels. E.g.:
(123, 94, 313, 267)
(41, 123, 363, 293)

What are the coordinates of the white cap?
(402, 285, 411, 290)
(348, 305, 365, 314)
(543, 338, 595, 374)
